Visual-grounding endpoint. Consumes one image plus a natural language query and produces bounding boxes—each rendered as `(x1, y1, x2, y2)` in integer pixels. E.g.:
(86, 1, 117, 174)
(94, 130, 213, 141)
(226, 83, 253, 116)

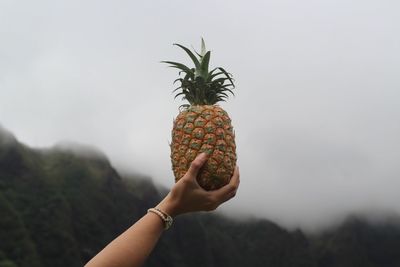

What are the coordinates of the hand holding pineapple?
(86, 153, 240, 267)
(157, 153, 240, 217)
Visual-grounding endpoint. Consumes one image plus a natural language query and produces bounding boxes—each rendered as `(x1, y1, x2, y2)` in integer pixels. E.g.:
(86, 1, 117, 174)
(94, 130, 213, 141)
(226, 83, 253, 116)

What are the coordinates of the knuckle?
(180, 178, 190, 186)
(206, 203, 218, 211)
(204, 196, 219, 211)
(191, 160, 201, 169)
(227, 184, 236, 192)
(207, 194, 217, 203)
(236, 172, 240, 179)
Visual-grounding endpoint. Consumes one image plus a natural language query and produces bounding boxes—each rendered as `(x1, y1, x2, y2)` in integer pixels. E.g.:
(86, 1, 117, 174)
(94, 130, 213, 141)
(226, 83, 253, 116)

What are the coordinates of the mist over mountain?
(1, 125, 400, 267)
(2, 0, 400, 234)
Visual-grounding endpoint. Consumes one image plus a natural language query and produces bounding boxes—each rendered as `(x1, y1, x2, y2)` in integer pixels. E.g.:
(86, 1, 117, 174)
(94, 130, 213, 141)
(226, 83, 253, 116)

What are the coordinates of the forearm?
(84, 154, 239, 267)
(85, 212, 165, 267)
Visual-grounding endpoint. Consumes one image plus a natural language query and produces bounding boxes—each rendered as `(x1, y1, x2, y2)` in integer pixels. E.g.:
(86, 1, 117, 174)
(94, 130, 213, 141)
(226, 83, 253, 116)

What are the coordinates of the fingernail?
(200, 152, 208, 160)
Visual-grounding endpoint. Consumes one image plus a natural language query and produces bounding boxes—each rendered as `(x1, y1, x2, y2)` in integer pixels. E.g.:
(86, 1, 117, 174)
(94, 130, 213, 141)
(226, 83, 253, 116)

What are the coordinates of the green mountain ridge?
(1, 126, 400, 267)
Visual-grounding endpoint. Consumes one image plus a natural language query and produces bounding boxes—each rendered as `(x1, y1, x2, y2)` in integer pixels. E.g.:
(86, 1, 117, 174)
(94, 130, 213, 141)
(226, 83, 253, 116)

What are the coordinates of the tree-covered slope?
(0, 127, 159, 266)
(1, 126, 400, 267)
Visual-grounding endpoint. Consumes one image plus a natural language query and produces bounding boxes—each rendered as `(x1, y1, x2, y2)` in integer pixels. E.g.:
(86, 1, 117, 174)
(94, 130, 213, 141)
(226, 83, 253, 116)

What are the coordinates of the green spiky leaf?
(173, 44, 200, 70)
(200, 38, 207, 57)
(162, 38, 235, 106)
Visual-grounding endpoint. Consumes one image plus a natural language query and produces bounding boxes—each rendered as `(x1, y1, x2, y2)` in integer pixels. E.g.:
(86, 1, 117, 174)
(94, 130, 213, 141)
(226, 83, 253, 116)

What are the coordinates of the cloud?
(1, 0, 399, 231)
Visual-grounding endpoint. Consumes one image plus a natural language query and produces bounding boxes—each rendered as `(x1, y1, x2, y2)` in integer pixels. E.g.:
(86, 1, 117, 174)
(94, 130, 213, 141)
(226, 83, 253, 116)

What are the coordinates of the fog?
(1, 0, 399, 231)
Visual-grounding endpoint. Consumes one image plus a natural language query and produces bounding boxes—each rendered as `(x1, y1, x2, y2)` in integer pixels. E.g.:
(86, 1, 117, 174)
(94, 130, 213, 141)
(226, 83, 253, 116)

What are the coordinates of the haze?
(1, 0, 399, 231)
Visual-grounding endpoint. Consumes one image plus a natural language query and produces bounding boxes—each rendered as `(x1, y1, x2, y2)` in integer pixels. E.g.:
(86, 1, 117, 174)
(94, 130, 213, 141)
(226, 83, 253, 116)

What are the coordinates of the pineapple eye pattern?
(171, 105, 236, 190)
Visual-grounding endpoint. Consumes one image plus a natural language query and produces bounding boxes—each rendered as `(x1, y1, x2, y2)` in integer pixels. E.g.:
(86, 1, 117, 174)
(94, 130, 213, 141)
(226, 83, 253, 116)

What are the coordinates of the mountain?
(1, 126, 400, 267)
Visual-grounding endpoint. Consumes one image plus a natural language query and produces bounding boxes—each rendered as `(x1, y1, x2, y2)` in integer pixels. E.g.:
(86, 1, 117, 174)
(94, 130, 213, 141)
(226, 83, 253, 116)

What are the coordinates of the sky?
(1, 0, 399, 231)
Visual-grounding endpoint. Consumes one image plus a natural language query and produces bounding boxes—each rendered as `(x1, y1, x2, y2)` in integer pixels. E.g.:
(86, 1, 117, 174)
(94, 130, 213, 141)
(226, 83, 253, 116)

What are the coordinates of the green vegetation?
(1, 128, 400, 267)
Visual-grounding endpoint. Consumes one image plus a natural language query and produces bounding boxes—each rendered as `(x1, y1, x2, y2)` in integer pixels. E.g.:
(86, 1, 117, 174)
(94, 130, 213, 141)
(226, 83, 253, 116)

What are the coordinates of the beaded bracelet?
(147, 208, 173, 230)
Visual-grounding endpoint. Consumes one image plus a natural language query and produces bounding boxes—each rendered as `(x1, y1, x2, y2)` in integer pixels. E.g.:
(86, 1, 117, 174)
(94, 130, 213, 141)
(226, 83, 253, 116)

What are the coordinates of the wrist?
(156, 194, 179, 218)
(147, 208, 173, 230)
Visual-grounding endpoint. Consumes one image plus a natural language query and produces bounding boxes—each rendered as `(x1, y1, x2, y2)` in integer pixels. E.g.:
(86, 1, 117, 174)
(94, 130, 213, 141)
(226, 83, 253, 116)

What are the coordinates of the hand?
(157, 153, 240, 217)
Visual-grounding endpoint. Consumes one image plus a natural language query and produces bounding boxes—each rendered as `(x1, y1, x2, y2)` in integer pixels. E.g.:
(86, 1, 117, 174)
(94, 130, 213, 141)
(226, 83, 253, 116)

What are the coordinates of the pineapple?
(163, 39, 237, 191)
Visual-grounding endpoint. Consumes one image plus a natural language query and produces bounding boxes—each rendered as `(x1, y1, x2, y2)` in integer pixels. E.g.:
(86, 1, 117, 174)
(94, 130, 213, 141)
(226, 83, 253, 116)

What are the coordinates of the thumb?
(186, 153, 208, 178)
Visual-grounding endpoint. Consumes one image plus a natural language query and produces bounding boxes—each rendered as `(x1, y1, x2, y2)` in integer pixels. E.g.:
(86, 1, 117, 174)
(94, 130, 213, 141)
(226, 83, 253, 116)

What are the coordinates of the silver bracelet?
(147, 208, 173, 230)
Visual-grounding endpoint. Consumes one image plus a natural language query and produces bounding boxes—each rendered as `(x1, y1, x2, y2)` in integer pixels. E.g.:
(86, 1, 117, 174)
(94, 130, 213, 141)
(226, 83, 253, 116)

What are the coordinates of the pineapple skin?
(171, 105, 236, 191)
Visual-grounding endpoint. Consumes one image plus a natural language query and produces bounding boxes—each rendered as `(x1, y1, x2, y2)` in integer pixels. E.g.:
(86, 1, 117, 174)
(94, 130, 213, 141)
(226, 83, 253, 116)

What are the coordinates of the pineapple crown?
(162, 38, 235, 108)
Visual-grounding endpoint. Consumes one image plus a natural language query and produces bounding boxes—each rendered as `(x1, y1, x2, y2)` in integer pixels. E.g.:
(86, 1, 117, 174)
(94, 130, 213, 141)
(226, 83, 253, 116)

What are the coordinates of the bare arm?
(85, 153, 240, 267)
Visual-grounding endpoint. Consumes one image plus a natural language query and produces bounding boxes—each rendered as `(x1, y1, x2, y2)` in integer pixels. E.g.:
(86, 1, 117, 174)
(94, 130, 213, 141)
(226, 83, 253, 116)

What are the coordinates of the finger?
(230, 166, 240, 187)
(212, 165, 240, 202)
(225, 165, 240, 190)
(186, 153, 208, 179)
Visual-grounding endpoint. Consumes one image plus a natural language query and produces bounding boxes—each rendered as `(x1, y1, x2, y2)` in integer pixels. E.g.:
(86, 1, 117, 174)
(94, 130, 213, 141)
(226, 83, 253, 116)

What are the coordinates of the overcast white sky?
(1, 0, 400, 231)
